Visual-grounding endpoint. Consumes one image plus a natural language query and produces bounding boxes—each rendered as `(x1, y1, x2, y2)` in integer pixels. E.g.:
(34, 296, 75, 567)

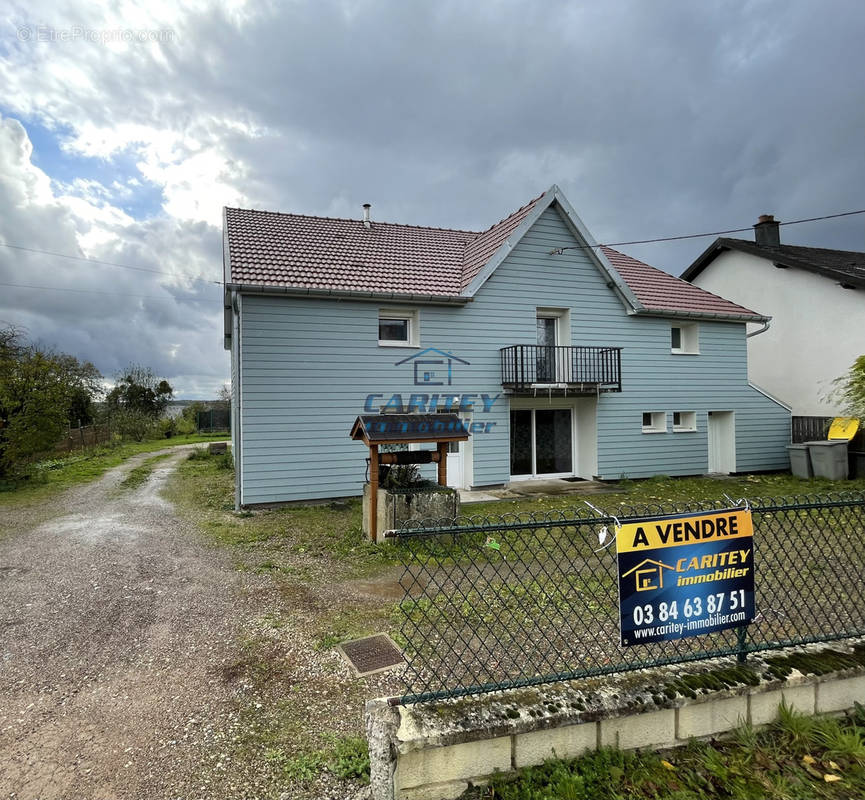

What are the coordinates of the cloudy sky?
(1, 1, 863, 398)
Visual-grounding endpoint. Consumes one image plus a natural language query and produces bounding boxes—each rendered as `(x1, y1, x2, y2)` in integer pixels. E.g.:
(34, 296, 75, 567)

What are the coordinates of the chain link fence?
(390, 492, 865, 704)
(196, 408, 230, 432)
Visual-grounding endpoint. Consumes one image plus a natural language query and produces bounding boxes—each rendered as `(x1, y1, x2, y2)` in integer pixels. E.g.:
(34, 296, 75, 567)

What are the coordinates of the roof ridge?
(720, 237, 865, 257)
(472, 191, 547, 236)
(223, 205, 479, 236)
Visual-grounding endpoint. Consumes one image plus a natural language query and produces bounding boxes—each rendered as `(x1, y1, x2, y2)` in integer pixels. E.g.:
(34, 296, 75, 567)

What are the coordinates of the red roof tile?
(224, 194, 766, 320)
(224, 208, 474, 296)
(460, 192, 545, 290)
(601, 246, 765, 319)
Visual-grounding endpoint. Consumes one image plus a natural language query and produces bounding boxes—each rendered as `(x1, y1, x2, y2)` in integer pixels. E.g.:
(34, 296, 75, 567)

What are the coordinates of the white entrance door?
(708, 411, 736, 474)
(444, 410, 470, 490)
(446, 445, 463, 489)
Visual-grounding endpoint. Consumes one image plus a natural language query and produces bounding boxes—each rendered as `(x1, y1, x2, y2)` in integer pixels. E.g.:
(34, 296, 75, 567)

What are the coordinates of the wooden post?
(437, 441, 448, 486)
(369, 444, 379, 543)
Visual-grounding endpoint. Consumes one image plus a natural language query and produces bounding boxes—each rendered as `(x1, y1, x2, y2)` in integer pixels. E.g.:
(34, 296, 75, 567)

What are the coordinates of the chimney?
(754, 213, 780, 248)
(362, 203, 371, 229)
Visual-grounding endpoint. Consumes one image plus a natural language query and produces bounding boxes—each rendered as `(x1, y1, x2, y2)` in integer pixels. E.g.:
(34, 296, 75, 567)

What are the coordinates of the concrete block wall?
(367, 640, 865, 800)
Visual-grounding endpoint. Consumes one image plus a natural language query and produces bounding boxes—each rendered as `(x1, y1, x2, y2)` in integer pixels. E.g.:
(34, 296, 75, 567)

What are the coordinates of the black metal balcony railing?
(500, 345, 622, 393)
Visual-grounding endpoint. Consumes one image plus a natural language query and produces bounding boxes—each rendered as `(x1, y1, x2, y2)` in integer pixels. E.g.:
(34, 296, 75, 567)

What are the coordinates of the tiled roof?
(682, 238, 865, 289)
(224, 192, 766, 319)
(223, 207, 474, 296)
(460, 193, 544, 290)
(601, 246, 766, 319)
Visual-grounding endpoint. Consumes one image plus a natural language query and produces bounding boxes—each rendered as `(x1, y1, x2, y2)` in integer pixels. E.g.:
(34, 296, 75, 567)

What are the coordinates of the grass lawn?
(466, 702, 865, 799)
(163, 454, 865, 797)
(0, 432, 228, 509)
(467, 472, 865, 519)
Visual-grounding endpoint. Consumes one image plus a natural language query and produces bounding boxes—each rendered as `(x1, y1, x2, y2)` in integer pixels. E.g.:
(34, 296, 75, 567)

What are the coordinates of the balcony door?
(536, 315, 557, 382)
(510, 408, 573, 477)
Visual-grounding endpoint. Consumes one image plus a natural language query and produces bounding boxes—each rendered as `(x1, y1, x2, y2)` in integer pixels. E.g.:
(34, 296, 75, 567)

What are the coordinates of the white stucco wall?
(690, 250, 864, 416)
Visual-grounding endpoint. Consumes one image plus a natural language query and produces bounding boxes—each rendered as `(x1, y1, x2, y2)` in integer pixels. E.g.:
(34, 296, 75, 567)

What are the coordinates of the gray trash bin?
(849, 450, 865, 479)
(787, 444, 813, 478)
(805, 440, 849, 480)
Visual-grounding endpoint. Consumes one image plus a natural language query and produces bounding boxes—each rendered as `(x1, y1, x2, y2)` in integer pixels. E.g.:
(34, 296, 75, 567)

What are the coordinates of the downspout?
(232, 290, 242, 510)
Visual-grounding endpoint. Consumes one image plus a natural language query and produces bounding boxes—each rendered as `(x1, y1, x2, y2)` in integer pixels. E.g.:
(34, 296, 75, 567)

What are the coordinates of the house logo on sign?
(395, 348, 470, 386)
(622, 559, 676, 592)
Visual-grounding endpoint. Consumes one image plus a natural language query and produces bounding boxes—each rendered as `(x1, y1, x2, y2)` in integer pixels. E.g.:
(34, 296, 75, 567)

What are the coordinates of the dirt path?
(0, 447, 253, 800)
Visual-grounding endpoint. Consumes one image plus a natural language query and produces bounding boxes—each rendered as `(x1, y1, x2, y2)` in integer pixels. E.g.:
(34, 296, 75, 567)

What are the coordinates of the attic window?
(378, 309, 419, 347)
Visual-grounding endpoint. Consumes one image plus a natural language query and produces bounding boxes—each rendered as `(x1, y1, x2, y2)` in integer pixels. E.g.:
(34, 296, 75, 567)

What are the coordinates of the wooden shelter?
(350, 414, 469, 541)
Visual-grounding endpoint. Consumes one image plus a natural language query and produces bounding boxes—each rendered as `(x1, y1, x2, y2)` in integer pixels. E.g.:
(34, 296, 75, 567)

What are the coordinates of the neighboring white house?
(681, 216, 865, 416)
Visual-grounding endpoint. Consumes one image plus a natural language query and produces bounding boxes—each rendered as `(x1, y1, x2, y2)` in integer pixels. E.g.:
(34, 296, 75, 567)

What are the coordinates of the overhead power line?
(0, 280, 199, 300)
(1, 206, 862, 298)
(0, 242, 168, 274)
(551, 208, 865, 254)
(0, 240, 223, 285)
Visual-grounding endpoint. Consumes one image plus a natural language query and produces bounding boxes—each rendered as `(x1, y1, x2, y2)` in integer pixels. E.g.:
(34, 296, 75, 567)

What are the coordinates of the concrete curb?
(367, 638, 865, 800)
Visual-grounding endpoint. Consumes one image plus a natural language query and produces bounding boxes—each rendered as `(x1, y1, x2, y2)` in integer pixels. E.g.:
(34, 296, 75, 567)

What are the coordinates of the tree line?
(0, 325, 185, 478)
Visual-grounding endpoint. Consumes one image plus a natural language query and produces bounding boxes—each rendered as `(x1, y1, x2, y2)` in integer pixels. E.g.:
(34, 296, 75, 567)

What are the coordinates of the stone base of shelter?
(362, 484, 460, 544)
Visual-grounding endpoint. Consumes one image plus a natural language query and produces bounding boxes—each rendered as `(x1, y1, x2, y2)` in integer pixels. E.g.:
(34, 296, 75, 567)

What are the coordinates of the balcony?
(500, 345, 622, 394)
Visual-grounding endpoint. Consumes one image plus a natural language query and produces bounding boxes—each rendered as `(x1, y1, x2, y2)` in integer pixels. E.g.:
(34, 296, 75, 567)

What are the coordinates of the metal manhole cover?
(338, 633, 405, 677)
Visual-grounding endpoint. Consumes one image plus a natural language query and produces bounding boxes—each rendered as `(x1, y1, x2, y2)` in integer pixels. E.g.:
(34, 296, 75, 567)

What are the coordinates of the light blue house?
(223, 186, 790, 507)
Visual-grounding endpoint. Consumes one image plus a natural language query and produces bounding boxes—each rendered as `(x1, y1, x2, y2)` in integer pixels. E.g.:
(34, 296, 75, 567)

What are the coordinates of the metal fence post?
(736, 625, 748, 663)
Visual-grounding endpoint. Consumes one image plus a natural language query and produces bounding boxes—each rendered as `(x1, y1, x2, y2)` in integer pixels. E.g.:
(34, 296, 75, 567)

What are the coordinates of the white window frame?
(671, 322, 699, 354)
(378, 308, 419, 347)
(642, 411, 667, 433)
(672, 411, 697, 432)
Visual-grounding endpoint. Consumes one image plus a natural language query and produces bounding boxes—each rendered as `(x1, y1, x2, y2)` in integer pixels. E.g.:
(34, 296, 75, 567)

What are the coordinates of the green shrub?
(328, 736, 370, 782)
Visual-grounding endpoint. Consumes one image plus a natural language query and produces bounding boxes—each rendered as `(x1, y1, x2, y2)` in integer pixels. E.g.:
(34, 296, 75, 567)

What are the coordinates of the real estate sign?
(616, 508, 755, 647)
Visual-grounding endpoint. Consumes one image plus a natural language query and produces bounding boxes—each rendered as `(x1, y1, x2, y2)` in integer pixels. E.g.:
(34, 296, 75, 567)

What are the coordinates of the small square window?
(642, 411, 666, 433)
(671, 322, 699, 354)
(673, 411, 697, 431)
(379, 318, 408, 342)
(378, 309, 419, 346)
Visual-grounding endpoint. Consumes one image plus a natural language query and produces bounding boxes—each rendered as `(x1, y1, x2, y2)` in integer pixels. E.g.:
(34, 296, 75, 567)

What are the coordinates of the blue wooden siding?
(237, 204, 790, 504)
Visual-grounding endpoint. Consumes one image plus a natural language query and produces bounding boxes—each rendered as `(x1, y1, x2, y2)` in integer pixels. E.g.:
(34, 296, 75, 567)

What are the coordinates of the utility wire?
(0, 241, 223, 285)
(551, 208, 865, 254)
(0, 242, 168, 274)
(2, 207, 862, 294)
(0, 281, 192, 300)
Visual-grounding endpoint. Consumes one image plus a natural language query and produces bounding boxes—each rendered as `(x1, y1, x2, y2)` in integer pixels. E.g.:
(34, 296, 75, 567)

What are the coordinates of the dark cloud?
(0, 0, 863, 396)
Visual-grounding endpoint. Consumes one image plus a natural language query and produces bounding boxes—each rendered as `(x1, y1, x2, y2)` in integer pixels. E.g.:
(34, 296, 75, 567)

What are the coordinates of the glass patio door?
(510, 409, 573, 476)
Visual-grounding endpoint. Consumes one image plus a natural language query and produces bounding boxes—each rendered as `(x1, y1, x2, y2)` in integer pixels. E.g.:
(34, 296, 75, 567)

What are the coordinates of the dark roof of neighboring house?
(600, 246, 764, 319)
(223, 189, 767, 320)
(682, 238, 865, 289)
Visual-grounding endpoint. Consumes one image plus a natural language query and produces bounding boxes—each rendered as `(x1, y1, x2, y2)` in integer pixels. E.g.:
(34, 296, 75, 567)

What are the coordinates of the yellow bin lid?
(828, 417, 860, 441)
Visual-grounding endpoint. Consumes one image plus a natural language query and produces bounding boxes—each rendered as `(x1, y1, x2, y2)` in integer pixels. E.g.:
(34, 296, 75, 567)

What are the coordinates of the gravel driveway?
(0, 446, 253, 800)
